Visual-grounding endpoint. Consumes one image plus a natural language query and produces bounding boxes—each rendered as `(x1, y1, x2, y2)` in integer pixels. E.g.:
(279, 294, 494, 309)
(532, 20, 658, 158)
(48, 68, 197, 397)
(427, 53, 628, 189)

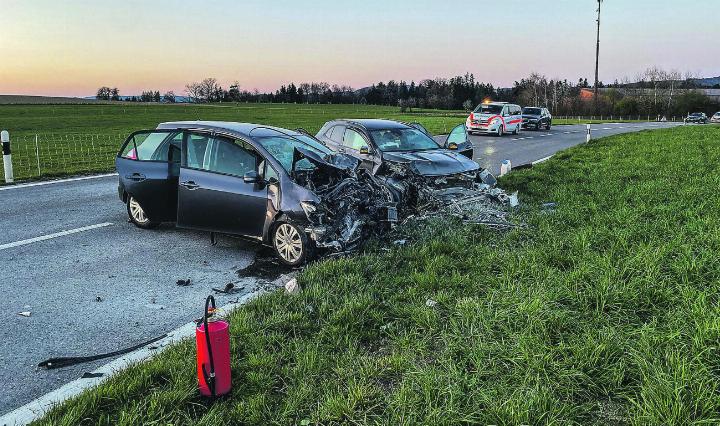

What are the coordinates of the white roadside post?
(500, 159, 512, 176)
(586, 124, 591, 143)
(1, 130, 13, 183)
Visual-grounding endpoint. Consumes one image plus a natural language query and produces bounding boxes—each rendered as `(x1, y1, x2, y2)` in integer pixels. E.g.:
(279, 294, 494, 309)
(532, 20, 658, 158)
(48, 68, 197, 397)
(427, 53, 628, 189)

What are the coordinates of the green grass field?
(33, 126, 720, 425)
(0, 103, 468, 181)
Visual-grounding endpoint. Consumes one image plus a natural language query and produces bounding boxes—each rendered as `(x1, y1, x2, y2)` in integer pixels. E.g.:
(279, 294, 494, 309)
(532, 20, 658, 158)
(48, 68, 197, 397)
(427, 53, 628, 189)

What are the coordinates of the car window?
(206, 136, 260, 177)
(446, 125, 467, 145)
(150, 132, 183, 162)
(256, 135, 334, 172)
(370, 128, 440, 152)
(329, 125, 346, 143)
(474, 104, 503, 114)
(186, 133, 212, 169)
(121, 131, 176, 161)
(343, 129, 368, 151)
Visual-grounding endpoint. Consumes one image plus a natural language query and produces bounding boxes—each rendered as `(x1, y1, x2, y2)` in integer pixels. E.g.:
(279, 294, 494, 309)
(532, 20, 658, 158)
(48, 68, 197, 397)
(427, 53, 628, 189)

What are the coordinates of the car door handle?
(180, 181, 200, 190)
(125, 173, 146, 181)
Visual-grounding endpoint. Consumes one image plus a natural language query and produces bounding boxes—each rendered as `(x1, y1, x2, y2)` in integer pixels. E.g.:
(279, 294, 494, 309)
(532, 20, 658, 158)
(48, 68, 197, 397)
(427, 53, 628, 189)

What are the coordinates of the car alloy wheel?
(129, 197, 148, 224)
(127, 196, 160, 229)
(273, 223, 306, 266)
(497, 125, 503, 137)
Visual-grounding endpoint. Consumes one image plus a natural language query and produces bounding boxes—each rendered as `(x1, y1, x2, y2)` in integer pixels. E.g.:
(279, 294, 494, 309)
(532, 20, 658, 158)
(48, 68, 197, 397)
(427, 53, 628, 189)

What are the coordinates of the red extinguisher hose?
(202, 295, 217, 397)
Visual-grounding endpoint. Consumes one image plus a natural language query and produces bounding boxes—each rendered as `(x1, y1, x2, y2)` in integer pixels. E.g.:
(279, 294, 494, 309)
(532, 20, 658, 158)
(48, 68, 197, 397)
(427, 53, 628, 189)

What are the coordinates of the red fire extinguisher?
(196, 295, 231, 396)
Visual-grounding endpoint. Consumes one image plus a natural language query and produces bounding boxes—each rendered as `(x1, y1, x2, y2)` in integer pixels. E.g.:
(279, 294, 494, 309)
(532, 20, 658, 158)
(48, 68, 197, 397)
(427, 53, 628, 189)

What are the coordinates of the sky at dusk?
(0, 0, 718, 97)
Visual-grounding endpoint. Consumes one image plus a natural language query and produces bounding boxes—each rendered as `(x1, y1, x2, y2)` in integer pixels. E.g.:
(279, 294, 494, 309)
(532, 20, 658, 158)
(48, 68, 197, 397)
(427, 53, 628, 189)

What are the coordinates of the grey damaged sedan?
(116, 121, 396, 266)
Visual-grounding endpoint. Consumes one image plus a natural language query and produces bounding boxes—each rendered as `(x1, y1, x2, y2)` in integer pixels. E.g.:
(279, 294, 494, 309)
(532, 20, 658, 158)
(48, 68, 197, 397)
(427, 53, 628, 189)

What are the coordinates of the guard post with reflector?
(1, 130, 13, 183)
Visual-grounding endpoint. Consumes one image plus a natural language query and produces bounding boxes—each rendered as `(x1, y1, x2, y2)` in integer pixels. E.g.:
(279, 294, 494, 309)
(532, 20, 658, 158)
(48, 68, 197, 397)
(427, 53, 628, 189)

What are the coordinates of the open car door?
(116, 130, 182, 222)
(444, 124, 474, 159)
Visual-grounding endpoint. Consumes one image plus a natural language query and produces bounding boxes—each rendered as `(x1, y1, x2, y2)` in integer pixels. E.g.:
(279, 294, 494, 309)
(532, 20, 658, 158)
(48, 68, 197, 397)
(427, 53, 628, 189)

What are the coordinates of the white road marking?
(602, 127, 612, 130)
(0, 173, 118, 191)
(524, 137, 534, 139)
(533, 155, 554, 164)
(0, 223, 113, 250)
(563, 131, 571, 134)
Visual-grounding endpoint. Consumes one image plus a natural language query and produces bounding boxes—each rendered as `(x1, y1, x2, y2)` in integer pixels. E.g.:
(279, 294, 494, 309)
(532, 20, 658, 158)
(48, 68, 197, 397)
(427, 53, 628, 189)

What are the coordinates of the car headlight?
(300, 201, 317, 218)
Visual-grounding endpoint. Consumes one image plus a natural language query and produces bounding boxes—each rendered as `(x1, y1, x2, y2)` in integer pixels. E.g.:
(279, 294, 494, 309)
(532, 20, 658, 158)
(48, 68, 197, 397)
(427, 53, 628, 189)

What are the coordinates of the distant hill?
(0, 95, 103, 104)
(692, 76, 720, 87)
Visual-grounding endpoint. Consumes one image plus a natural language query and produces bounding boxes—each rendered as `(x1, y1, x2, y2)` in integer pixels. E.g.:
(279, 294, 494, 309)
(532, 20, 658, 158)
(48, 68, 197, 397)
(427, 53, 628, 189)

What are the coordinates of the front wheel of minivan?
(127, 196, 160, 229)
(272, 222, 313, 267)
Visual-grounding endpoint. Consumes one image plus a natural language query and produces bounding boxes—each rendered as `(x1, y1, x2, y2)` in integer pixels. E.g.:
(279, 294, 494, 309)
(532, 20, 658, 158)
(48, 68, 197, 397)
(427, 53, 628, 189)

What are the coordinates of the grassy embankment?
(34, 126, 720, 425)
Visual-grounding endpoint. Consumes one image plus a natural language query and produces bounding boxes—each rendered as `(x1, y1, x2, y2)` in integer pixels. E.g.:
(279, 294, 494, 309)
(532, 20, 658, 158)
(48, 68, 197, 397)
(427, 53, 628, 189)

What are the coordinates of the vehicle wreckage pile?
(293, 148, 519, 254)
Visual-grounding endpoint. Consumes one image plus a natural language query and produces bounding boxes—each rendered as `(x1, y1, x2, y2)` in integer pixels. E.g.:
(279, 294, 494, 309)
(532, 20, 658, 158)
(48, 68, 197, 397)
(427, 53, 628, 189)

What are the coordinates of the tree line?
(96, 66, 718, 116)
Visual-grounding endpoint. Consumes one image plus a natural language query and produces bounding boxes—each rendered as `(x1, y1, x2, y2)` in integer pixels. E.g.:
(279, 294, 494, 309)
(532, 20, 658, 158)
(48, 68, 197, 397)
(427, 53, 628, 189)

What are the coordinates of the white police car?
(466, 102, 522, 136)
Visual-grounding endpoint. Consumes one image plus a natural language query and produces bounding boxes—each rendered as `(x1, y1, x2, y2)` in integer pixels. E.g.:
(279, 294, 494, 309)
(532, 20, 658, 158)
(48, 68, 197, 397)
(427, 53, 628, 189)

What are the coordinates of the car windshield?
(522, 108, 542, 115)
(256, 135, 332, 172)
(690, 113, 702, 117)
(370, 128, 440, 152)
(474, 104, 503, 114)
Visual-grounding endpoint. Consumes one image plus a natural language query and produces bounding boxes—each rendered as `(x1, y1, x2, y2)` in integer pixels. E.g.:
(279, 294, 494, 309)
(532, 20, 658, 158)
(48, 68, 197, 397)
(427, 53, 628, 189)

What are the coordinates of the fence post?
(586, 124, 591, 143)
(35, 134, 41, 176)
(2, 130, 13, 183)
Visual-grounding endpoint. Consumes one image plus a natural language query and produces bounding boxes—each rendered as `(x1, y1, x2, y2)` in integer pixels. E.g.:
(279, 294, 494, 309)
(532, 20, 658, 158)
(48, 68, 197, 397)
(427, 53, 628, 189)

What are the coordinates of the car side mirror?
(243, 170, 259, 183)
(359, 146, 370, 155)
(447, 142, 459, 150)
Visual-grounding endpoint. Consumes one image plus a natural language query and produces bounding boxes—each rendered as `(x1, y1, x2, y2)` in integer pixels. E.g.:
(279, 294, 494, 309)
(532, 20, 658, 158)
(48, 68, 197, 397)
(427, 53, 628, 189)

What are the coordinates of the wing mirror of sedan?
(243, 170, 260, 184)
(359, 146, 370, 155)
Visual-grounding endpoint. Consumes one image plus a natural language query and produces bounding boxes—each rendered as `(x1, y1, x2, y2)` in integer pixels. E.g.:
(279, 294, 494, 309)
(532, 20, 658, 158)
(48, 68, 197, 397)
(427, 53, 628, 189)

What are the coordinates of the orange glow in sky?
(1, 0, 718, 97)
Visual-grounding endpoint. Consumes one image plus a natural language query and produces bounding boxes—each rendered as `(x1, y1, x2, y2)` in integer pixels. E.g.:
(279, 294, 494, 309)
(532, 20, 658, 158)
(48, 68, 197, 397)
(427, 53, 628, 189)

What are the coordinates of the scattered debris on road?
(213, 282, 239, 294)
(176, 278, 192, 287)
(285, 278, 300, 294)
(17, 311, 32, 317)
(80, 372, 104, 379)
(95, 296, 103, 302)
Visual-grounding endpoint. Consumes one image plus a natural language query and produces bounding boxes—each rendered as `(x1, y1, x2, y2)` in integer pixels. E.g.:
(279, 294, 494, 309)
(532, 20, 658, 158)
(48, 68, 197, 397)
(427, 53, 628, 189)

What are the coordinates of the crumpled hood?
(292, 147, 360, 173)
(382, 150, 480, 176)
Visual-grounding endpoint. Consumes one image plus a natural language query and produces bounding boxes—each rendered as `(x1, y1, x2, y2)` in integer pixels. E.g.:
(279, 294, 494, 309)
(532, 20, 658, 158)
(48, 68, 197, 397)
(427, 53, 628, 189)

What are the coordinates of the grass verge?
(32, 125, 720, 425)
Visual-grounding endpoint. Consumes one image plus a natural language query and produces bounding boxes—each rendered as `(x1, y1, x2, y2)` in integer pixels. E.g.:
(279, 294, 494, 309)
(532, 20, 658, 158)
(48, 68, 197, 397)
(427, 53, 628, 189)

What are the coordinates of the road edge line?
(0, 173, 118, 191)
(0, 288, 271, 426)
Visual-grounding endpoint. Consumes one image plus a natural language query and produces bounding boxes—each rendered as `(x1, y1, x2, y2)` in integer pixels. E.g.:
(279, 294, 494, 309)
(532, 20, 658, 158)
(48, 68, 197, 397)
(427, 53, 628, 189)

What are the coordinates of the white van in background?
(466, 102, 523, 136)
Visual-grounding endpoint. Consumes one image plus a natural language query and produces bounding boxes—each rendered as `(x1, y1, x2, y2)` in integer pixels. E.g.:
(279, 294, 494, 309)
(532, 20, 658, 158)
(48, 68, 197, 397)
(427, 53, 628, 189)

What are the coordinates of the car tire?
(496, 125, 504, 137)
(127, 196, 160, 229)
(272, 221, 313, 267)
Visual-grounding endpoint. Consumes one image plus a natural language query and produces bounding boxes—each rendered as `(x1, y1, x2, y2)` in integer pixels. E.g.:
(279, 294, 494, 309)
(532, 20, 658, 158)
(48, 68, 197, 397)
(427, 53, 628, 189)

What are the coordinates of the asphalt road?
(0, 177, 274, 415)
(435, 121, 682, 174)
(0, 121, 681, 415)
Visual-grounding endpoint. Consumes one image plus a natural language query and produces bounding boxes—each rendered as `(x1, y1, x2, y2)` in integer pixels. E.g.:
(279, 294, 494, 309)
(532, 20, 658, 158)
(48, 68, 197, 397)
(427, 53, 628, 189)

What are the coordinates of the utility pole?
(594, 0, 602, 113)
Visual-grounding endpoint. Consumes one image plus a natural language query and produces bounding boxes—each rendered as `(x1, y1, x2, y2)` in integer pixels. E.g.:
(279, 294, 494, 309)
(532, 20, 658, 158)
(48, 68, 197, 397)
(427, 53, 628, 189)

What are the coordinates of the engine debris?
(291, 147, 519, 256)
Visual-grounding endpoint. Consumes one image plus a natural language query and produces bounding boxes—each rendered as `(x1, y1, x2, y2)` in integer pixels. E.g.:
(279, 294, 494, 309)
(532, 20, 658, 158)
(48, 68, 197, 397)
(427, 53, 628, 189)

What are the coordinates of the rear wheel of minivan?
(273, 222, 313, 267)
(127, 196, 160, 229)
